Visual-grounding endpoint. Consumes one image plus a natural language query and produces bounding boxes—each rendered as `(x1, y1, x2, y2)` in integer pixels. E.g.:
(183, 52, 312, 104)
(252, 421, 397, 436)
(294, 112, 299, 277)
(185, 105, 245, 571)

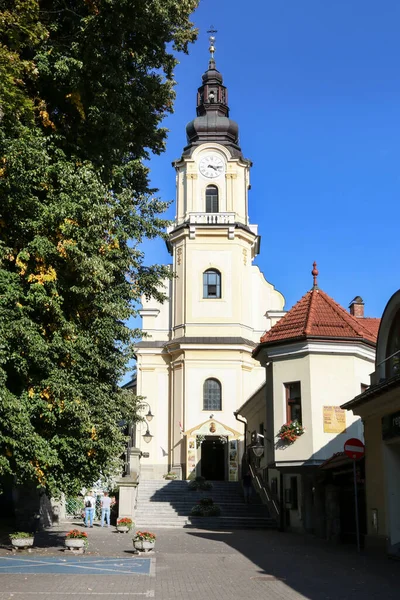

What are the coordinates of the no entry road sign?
(344, 438, 365, 460)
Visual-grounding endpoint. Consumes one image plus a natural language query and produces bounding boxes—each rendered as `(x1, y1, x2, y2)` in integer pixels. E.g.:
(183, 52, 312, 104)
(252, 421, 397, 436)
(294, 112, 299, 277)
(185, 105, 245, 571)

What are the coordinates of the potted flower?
(116, 517, 133, 533)
(190, 497, 221, 517)
(9, 532, 34, 550)
(277, 420, 305, 444)
(188, 476, 213, 491)
(65, 529, 88, 552)
(133, 531, 156, 552)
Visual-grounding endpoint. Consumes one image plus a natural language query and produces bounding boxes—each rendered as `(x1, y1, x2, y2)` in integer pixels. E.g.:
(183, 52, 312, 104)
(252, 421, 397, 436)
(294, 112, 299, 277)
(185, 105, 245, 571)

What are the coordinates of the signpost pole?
(353, 460, 360, 553)
(344, 438, 365, 553)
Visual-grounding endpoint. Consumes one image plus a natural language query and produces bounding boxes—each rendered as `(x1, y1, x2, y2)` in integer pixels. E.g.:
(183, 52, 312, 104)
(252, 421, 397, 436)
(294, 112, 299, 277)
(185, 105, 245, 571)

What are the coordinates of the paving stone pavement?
(0, 523, 399, 599)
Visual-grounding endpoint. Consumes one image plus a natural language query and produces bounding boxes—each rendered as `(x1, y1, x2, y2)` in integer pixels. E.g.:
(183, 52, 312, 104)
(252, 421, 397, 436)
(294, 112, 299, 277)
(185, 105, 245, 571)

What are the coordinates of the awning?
(319, 452, 354, 470)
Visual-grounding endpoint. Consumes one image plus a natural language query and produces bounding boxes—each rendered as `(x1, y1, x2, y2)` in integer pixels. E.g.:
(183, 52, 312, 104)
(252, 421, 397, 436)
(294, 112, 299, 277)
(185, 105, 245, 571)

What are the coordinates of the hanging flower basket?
(277, 420, 305, 444)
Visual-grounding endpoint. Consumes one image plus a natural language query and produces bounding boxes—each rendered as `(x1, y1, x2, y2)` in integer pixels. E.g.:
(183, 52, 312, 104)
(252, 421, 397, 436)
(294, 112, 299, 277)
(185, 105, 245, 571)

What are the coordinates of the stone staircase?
(134, 480, 277, 529)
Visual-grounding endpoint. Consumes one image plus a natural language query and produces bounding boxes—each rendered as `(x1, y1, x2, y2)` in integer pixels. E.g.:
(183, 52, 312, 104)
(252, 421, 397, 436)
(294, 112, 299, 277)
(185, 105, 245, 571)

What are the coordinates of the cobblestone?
(0, 523, 399, 599)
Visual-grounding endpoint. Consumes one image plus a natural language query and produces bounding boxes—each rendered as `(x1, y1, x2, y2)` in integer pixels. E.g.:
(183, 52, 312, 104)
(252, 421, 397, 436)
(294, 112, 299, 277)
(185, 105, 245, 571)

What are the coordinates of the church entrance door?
(200, 437, 226, 480)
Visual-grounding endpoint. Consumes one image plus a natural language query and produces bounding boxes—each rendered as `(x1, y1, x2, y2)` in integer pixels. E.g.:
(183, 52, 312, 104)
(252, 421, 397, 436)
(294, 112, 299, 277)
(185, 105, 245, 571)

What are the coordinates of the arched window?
(206, 185, 219, 213)
(203, 269, 221, 299)
(386, 309, 400, 378)
(203, 378, 222, 411)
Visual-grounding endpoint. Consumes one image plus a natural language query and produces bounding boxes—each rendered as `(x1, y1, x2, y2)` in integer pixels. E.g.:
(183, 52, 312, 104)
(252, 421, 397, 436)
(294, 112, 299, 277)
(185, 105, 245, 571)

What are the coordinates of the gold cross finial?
(207, 25, 217, 60)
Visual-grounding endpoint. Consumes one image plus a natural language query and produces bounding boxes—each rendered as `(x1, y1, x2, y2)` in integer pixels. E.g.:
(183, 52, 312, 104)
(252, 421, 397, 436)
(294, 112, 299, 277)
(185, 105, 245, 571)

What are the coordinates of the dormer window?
(206, 185, 218, 213)
(203, 269, 221, 299)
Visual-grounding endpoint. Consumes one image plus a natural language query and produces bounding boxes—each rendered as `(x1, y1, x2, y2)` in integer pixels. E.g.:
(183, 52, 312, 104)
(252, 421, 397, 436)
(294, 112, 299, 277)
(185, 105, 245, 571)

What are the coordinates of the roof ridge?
(304, 289, 317, 335)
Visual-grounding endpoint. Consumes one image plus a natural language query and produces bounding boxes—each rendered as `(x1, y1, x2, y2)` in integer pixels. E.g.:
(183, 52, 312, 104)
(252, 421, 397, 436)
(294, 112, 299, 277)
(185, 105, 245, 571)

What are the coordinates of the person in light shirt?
(101, 492, 112, 527)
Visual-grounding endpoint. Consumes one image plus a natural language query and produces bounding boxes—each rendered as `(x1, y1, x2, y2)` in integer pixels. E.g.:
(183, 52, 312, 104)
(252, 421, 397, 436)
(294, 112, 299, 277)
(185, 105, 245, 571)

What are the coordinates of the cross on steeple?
(207, 26, 218, 61)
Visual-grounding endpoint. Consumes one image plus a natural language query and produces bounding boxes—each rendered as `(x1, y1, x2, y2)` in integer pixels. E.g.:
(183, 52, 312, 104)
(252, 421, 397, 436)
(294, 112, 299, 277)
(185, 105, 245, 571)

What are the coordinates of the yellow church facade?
(134, 42, 284, 481)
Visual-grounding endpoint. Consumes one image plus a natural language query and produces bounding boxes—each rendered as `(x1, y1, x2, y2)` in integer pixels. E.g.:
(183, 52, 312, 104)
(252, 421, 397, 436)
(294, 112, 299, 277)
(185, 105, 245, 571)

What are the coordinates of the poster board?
(323, 406, 346, 434)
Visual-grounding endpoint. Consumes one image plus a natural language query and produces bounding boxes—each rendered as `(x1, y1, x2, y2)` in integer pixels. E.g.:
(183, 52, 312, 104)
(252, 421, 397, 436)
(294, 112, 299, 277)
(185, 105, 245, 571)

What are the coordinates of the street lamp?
(140, 402, 155, 443)
(143, 427, 153, 444)
(140, 401, 154, 422)
(251, 445, 264, 458)
(250, 431, 264, 458)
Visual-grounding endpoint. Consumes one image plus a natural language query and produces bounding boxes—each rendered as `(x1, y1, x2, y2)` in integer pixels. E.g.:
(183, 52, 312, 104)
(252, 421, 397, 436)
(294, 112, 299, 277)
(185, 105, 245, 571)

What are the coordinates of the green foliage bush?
(0, 0, 198, 496)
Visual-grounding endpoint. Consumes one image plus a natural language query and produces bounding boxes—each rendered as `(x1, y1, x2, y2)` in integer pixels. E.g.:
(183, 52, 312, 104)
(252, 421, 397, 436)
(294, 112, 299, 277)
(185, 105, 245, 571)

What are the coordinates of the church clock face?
(199, 154, 225, 178)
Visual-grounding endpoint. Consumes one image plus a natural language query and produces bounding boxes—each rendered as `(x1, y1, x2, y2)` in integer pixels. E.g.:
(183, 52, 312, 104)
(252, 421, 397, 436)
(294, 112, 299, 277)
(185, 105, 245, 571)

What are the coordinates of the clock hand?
(207, 164, 217, 170)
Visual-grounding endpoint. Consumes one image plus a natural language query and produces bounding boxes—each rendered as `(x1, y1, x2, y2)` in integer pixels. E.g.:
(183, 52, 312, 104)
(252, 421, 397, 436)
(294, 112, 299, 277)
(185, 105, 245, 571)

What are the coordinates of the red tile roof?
(361, 317, 380, 339)
(259, 288, 379, 346)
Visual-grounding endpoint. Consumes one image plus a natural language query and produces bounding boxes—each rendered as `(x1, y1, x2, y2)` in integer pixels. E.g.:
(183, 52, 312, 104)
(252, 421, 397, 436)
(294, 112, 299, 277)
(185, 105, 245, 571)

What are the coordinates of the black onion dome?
(183, 58, 242, 158)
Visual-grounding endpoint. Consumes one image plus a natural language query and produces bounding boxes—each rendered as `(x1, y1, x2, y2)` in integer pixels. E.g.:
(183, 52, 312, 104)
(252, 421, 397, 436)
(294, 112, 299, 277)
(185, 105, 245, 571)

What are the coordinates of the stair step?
(134, 479, 277, 530)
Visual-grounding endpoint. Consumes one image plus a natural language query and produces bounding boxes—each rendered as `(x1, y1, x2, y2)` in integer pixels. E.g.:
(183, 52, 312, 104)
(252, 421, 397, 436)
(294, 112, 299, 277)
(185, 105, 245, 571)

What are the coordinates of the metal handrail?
(249, 464, 280, 522)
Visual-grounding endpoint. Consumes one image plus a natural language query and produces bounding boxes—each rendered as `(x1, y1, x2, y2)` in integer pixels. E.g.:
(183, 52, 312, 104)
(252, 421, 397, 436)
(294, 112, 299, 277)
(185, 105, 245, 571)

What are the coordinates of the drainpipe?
(234, 411, 248, 470)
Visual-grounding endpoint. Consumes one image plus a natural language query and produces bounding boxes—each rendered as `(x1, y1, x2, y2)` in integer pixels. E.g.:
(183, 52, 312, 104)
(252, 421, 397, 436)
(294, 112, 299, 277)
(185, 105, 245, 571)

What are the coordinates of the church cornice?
(135, 336, 257, 351)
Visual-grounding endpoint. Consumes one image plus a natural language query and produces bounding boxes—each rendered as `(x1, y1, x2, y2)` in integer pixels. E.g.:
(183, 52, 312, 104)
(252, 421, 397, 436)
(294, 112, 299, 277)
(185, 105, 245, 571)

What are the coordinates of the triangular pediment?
(184, 418, 242, 439)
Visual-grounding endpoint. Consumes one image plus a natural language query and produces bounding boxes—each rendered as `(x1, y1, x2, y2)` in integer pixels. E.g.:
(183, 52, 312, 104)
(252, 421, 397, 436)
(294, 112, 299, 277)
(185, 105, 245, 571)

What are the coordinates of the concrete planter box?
(65, 538, 86, 551)
(116, 526, 130, 533)
(134, 540, 155, 552)
(11, 537, 34, 549)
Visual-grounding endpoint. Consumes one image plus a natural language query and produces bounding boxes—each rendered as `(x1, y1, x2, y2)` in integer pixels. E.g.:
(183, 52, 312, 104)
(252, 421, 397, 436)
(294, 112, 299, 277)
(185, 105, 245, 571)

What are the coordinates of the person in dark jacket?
(242, 470, 252, 504)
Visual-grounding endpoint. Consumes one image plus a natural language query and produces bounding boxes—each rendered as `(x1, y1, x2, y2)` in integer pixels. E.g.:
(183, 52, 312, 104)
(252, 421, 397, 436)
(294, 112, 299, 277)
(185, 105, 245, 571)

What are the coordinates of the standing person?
(84, 491, 95, 527)
(242, 470, 252, 504)
(101, 492, 111, 528)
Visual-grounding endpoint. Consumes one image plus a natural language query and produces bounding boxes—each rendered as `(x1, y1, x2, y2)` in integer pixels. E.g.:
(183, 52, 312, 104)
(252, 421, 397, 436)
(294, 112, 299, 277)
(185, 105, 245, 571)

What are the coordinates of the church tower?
(135, 35, 285, 481)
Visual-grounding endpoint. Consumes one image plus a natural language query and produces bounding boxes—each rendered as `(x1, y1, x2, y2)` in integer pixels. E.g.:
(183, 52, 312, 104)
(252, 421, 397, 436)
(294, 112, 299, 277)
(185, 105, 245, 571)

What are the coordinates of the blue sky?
(141, 0, 400, 320)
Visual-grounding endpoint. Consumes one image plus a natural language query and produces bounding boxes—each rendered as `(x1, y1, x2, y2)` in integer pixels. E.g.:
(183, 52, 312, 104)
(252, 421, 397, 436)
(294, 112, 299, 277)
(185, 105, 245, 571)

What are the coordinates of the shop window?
(203, 378, 222, 411)
(203, 269, 221, 299)
(206, 185, 219, 213)
(284, 381, 302, 423)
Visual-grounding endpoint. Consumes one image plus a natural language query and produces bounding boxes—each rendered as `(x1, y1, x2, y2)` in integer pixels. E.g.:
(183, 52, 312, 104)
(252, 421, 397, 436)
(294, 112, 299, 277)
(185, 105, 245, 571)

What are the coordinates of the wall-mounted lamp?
(140, 401, 155, 442)
(145, 408, 154, 422)
(143, 428, 153, 444)
(251, 445, 264, 458)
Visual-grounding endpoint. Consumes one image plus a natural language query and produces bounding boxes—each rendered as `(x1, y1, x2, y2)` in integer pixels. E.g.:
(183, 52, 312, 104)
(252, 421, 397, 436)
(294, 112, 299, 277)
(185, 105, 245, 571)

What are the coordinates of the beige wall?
(265, 345, 375, 465)
(308, 353, 371, 460)
(237, 383, 267, 469)
(364, 416, 387, 539)
(168, 227, 283, 341)
(348, 391, 400, 550)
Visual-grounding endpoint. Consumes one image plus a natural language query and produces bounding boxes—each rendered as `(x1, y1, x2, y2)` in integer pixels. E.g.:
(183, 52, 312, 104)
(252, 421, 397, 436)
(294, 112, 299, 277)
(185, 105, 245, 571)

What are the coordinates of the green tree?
(0, 0, 198, 496)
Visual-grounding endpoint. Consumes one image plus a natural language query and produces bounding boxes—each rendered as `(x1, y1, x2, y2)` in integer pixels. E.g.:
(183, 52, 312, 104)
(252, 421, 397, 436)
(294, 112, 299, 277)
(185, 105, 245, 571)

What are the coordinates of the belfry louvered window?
(205, 185, 219, 213)
(203, 378, 222, 411)
(203, 269, 221, 299)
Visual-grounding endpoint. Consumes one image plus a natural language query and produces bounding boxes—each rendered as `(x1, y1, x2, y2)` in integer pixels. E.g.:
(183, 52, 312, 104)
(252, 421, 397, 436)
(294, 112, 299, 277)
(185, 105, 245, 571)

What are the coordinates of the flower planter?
(134, 540, 155, 552)
(65, 538, 86, 552)
(116, 526, 130, 533)
(11, 537, 34, 550)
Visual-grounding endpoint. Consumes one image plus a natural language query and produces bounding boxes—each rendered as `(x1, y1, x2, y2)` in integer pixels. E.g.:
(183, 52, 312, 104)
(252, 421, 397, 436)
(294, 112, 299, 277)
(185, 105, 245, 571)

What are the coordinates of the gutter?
(234, 411, 248, 454)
